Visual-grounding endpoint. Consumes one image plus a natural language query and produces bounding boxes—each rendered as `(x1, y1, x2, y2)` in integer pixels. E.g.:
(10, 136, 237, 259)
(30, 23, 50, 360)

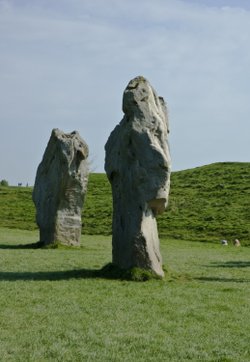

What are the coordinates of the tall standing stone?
(33, 129, 89, 246)
(105, 76, 171, 277)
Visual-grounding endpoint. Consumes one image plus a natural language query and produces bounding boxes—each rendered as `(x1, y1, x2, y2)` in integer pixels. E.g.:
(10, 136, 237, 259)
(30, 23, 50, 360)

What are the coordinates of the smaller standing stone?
(33, 129, 89, 246)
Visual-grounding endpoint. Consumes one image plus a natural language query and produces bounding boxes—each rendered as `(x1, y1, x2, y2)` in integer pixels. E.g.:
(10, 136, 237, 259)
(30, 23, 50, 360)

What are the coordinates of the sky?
(0, 0, 249, 185)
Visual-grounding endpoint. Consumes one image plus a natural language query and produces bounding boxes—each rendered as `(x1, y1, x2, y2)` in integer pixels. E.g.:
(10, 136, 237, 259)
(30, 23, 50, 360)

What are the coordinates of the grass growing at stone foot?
(99, 263, 163, 281)
(0, 228, 250, 361)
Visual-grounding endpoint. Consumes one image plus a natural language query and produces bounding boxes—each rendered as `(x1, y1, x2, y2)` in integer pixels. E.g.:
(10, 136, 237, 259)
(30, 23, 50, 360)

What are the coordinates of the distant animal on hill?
(221, 239, 228, 246)
(233, 239, 241, 247)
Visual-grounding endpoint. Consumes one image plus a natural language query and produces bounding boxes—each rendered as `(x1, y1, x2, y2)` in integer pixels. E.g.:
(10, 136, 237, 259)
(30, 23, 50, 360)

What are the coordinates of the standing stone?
(105, 76, 171, 277)
(33, 129, 89, 246)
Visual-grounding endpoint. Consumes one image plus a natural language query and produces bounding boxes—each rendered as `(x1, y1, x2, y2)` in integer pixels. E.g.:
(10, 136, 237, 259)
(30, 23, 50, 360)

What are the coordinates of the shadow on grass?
(0, 242, 83, 250)
(0, 269, 100, 281)
(0, 242, 43, 249)
(0, 263, 162, 282)
(195, 276, 250, 283)
(208, 261, 250, 268)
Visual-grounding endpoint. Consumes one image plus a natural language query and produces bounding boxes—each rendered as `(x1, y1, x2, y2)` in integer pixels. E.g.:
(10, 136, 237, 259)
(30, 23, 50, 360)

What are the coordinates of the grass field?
(0, 227, 249, 361)
(0, 162, 249, 245)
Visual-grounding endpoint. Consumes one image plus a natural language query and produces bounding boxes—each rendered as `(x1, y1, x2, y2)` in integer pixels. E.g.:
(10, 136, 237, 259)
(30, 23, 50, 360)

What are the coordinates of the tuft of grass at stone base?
(99, 263, 163, 281)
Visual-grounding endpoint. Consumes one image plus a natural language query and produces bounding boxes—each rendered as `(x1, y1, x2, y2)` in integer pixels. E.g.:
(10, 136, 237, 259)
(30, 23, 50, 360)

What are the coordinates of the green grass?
(159, 162, 250, 244)
(0, 227, 249, 361)
(0, 162, 250, 245)
(0, 186, 36, 230)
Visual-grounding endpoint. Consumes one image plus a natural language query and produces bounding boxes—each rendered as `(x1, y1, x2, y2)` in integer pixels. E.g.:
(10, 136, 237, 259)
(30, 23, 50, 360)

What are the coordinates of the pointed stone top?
(122, 76, 167, 127)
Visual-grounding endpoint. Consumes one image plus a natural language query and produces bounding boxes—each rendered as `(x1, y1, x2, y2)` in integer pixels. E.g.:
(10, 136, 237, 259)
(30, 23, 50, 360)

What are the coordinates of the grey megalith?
(105, 76, 171, 277)
(33, 129, 89, 246)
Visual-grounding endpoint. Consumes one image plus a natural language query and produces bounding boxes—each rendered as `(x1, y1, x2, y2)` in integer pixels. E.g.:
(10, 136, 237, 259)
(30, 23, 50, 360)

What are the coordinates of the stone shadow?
(0, 263, 157, 282)
(208, 261, 250, 268)
(195, 260, 250, 283)
(0, 242, 42, 250)
(0, 268, 100, 281)
(195, 276, 250, 283)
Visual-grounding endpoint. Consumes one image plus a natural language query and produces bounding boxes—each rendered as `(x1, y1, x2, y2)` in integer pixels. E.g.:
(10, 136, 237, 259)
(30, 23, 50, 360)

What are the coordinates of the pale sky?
(0, 0, 249, 185)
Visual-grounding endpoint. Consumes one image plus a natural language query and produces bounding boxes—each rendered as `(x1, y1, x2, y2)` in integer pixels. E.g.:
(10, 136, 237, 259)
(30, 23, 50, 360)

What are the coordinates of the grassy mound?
(0, 162, 249, 245)
(158, 162, 250, 244)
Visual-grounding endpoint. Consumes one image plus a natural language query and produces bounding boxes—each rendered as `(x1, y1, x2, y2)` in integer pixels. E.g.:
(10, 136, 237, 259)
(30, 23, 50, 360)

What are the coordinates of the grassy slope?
(0, 228, 249, 361)
(158, 162, 250, 244)
(0, 162, 249, 245)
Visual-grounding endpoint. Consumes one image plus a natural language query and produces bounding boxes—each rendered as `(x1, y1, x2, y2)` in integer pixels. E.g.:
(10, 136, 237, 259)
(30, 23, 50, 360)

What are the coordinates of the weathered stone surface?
(33, 129, 89, 246)
(105, 76, 171, 277)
